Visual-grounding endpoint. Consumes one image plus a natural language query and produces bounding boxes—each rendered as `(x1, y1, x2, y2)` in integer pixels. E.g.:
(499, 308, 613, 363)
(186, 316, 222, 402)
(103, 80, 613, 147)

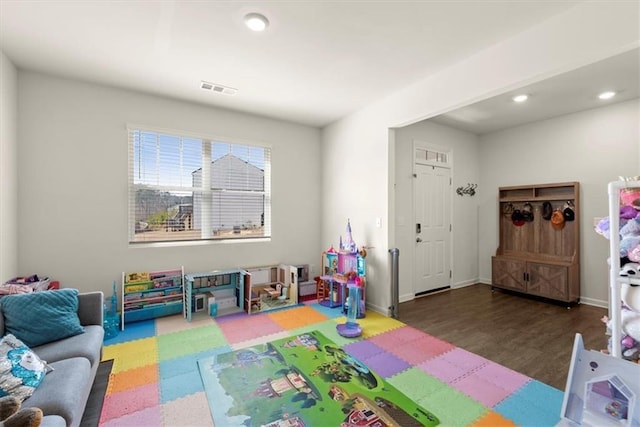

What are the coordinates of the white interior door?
(414, 162, 451, 295)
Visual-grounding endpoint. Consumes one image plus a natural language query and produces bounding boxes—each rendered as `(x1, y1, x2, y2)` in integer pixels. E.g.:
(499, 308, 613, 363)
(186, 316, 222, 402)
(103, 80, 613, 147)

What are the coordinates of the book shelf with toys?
(121, 267, 184, 329)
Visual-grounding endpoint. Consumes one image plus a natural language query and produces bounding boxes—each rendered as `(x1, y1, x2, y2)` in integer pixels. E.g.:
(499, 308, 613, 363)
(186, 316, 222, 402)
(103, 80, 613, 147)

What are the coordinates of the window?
(128, 128, 271, 243)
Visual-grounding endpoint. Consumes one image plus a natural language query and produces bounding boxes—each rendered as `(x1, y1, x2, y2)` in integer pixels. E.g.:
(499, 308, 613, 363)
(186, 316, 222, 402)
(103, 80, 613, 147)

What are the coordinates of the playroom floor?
(399, 283, 608, 390)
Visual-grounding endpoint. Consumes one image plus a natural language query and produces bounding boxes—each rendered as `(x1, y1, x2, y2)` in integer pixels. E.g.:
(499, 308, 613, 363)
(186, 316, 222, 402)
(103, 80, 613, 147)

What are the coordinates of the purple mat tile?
(452, 373, 512, 407)
(474, 361, 530, 393)
(343, 340, 385, 360)
(363, 351, 411, 378)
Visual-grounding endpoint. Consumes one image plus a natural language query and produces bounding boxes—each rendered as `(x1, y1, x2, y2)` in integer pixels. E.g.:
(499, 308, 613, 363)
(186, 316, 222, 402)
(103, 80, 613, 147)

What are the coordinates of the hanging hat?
(542, 201, 553, 220)
(511, 209, 526, 226)
(522, 203, 534, 222)
(563, 202, 575, 222)
(551, 209, 565, 230)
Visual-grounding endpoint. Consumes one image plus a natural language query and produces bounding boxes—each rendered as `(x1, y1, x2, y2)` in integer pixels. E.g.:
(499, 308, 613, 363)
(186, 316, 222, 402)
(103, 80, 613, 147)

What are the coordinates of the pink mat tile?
(100, 383, 160, 422)
(474, 361, 530, 394)
(392, 340, 439, 365)
(392, 326, 433, 342)
(218, 316, 284, 344)
(440, 347, 489, 372)
(101, 405, 163, 427)
(368, 329, 409, 349)
(418, 356, 469, 384)
(452, 373, 512, 407)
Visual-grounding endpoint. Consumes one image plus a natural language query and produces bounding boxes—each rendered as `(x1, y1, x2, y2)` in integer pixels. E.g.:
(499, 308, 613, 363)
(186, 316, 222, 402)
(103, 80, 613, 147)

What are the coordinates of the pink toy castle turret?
(341, 219, 357, 254)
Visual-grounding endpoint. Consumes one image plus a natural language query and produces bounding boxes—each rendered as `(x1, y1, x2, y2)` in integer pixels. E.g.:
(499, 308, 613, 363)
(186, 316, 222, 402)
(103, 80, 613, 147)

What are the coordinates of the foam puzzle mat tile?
(160, 367, 204, 403)
(416, 385, 488, 427)
(418, 356, 470, 384)
(308, 301, 345, 318)
(470, 410, 518, 427)
(161, 392, 214, 427)
(155, 313, 214, 335)
(158, 325, 228, 360)
(267, 305, 329, 329)
(104, 319, 156, 345)
(107, 364, 158, 394)
(343, 339, 385, 360)
(494, 380, 562, 427)
(473, 361, 530, 394)
(100, 383, 160, 422)
(101, 405, 163, 427)
(452, 372, 513, 408)
(387, 367, 448, 402)
(362, 350, 412, 378)
(103, 337, 159, 373)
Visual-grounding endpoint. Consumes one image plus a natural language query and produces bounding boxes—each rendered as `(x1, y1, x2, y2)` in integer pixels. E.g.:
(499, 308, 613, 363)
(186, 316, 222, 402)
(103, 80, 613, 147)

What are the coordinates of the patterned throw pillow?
(0, 334, 49, 402)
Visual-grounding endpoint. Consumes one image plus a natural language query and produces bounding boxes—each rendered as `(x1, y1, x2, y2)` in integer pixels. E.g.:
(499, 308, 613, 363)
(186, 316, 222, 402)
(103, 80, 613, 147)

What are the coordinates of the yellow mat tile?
(103, 337, 159, 373)
(356, 311, 405, 337)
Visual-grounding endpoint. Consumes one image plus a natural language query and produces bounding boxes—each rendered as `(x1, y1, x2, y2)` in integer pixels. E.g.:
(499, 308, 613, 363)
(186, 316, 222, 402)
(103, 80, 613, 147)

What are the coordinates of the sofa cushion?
(21, 357, 92, 427)
(1, 289, 85, 347)
(0, 334, 48, 402)
(34, 325, 104, 369)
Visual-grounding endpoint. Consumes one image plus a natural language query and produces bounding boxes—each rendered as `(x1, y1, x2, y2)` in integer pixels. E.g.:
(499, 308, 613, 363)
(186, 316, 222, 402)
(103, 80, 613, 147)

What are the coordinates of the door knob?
(416, 237, 422, 243)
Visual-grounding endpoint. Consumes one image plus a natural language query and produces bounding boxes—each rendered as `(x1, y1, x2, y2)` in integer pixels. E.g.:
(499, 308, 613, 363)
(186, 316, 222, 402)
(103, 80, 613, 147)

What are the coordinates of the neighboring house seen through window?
(128, 128, 271, 243)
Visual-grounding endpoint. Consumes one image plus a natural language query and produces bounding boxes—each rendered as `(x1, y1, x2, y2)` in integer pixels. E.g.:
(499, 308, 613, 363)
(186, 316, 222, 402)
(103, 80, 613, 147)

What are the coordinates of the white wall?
(322, 2, 639, 314)
(17, 72, 321, 296)
(478, 99, 640, 306)
(394, 122, 480, 302)
(0, 52, 18, 283)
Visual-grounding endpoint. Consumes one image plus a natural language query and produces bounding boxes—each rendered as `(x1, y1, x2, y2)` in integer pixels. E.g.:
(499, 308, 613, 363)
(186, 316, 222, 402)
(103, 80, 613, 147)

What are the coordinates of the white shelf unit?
(184, 269, 247, 321)
(121, 266, 185, 330)
(607, 180, 640, 358)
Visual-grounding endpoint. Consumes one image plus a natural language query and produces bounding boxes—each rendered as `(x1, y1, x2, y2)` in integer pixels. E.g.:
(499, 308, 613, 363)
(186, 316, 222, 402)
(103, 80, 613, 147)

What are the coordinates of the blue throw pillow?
(1, 289, 85, 347)
(0, 334, 49, 402)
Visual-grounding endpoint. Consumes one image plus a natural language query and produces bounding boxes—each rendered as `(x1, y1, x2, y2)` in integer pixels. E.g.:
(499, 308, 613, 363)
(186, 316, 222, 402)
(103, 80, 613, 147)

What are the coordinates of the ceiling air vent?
(200, 81, 238, 95)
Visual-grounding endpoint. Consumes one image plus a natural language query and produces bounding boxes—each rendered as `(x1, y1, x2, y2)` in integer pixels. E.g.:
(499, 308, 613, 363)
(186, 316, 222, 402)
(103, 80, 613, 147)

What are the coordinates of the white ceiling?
(1, 1, 636, 129)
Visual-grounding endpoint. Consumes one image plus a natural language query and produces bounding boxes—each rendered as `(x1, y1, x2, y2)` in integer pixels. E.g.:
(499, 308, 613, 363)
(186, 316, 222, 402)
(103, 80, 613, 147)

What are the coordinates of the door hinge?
(449, 224, 452, 232)
(449, 270, 452, 278)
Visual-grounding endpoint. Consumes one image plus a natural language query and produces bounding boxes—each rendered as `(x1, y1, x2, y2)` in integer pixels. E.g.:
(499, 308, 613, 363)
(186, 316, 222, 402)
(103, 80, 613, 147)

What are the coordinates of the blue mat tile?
(494, 380, 563, 427)
(103, 319, 156, 344)
(307, 302, 344, 318)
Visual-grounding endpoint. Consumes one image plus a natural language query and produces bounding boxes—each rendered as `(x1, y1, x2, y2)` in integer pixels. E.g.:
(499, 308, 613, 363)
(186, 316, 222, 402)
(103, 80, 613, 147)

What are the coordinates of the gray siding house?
(192, 154, 265, 233)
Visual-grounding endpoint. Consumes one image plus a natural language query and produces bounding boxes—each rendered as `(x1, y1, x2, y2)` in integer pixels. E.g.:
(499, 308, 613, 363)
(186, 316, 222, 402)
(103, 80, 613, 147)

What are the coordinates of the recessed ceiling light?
(512, 94, 529, 103)
(244, 13, 269, 32)
(598, 91, 616, 100)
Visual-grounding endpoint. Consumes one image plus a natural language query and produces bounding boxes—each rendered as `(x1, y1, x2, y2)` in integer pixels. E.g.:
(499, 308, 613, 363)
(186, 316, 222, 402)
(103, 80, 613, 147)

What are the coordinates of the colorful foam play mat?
(198, 330, 439, 426)
(99, 303, 563, 426)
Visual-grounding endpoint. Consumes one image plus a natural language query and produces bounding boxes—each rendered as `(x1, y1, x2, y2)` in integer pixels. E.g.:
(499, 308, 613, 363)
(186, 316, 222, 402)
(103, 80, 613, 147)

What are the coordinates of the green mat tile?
(387, 367, 447, 401)
(158, 325, 228, 360)
(417, 385, 488, 426)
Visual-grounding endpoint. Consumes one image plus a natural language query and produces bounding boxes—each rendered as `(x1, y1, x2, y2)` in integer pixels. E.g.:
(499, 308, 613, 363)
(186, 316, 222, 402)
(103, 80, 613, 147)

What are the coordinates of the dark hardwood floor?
(399, 283, 608, 390)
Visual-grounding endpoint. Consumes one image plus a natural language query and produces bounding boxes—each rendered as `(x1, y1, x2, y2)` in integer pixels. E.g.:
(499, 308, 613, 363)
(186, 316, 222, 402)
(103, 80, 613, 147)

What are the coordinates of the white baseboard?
(578, 296, 608, 309)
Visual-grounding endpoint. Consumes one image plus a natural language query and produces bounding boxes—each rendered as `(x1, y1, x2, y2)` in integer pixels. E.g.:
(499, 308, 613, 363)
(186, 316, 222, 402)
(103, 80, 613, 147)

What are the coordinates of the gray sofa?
(0, 291, 104, 427)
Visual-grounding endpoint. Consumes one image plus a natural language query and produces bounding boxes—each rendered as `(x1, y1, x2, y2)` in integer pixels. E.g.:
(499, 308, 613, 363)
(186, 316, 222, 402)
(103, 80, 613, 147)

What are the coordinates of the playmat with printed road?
(198, 330, 439, 426)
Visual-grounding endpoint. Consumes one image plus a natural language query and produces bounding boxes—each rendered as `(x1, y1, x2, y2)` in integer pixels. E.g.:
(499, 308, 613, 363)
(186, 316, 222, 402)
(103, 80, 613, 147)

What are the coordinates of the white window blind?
(128, 128, 271, 243)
